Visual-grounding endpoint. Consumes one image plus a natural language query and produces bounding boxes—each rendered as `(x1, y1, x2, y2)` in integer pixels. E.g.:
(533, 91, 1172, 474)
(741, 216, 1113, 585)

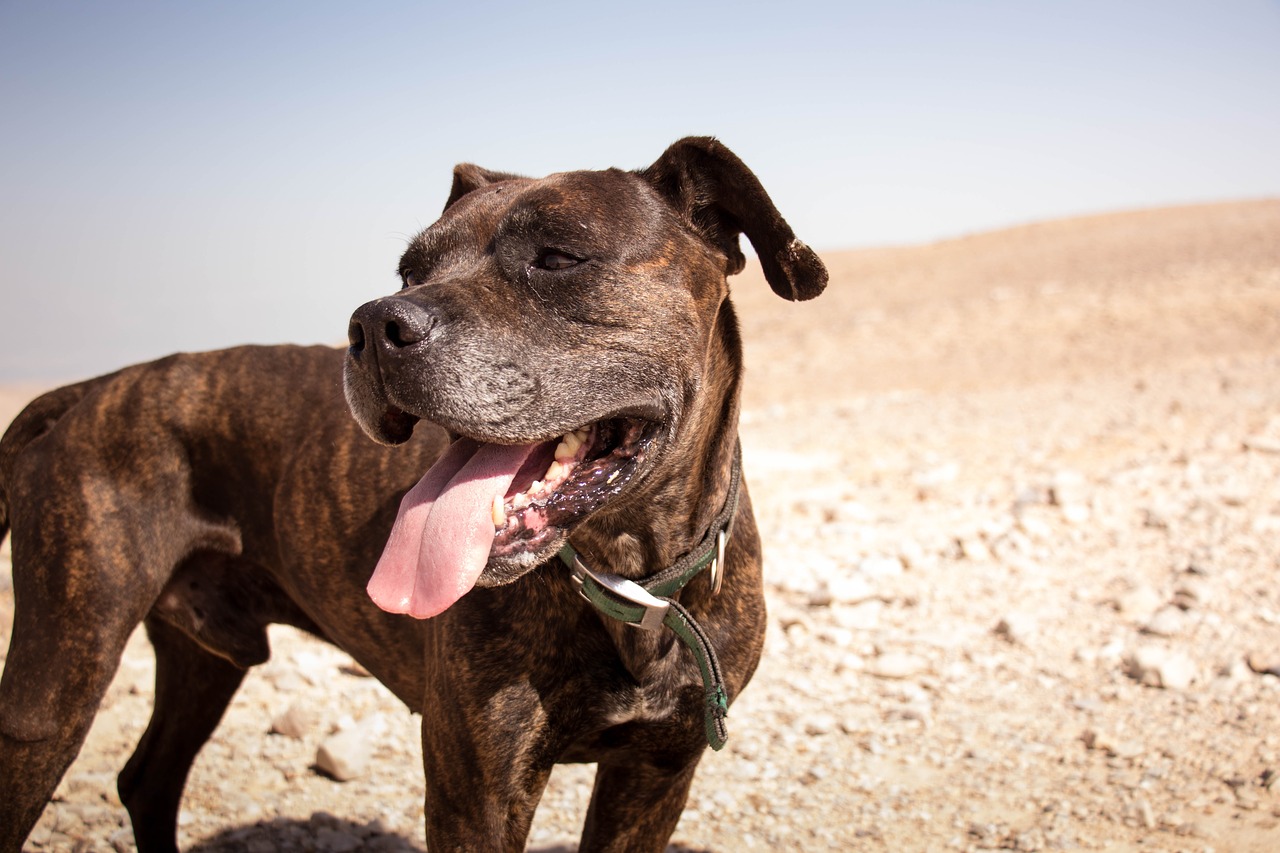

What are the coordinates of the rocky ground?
(3, 199, 1279, 851)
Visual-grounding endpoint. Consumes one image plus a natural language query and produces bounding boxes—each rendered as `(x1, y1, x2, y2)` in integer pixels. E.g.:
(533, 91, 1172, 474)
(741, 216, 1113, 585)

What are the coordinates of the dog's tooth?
(558, 432, 583, 459)
(512, 493, 529, 510)
(491, 495, 506, 528)
(531, 479, 544, 493)
(546, 461, 566, 482)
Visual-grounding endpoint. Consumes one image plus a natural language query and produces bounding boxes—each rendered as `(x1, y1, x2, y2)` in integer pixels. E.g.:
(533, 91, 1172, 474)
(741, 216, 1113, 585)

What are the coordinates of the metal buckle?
(708, 530, 726, 596)
(570, 554, 671, 632)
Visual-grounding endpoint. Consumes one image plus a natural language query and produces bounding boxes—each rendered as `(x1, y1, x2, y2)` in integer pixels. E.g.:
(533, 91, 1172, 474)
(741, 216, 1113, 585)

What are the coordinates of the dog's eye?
(400, 272, 419, 289)
(535, 251, 581, 271)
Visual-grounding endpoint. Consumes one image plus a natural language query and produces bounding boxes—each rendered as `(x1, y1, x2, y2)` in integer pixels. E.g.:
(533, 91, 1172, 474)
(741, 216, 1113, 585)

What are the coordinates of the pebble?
(1082, 729, 1144, 759)
(913, 462, 959, 496)
(994, 612, 1037, 646)
(1050, 470, 1089, 508)
(897, 538, 929, 569)
(804, 713, 838, 736)
(1061, 504, 1091, 525)
(1142, 605, 1187, 637)
(1247, 652, 1280, 677)
(833, 600, 883, 630)
(1172, 575, 1212, 609)
(64, 771, 121, 805)
(807, 574, 877, 607)
(1115, 585, 1163, 617)
(109, 828, 136, 852)
(828, 575, 877, 605)
(271, 702, 320, 739)
(1015, 511, 1053, 540)
(1243, 435, 1280, 454)
(867, 653, 930, 680)
(315, 721, 377, 782)
(1137, 797, 1156, 829)
(956, 536, 992, 562)
(340, 659, 374, 678)
(858, 555, 904, 578)
(1126, 646, 1197, 690)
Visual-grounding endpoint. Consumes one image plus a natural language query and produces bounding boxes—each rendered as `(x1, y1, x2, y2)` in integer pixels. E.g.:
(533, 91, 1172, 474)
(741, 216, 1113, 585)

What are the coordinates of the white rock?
(1098, 637, 1126, 660)
(109, 827, 135, 853)
(828, 575, 876, 605)
(1243, 435, 1280, 454)
(1173, 575, 1213, 609)
(804, 713, 838, 736)
(994, 613, 1037, 646)
(1016, 512, 1054, 541)
(806, 584, 834, 607)
(1115, 585, 1163, 617)
(340, 659, 374, 678)
(1143, 606, 1187, 638)
(957, 537, 992, 562)
(836, 653, 866, 674)
(1126, 646, 1196, 690)
(291, 650, 331, 685)
(858, 555, 904, 579)
(315, 722, 376, 781)
(1061, 503, 1091, 525)
(913, 462, 959, 494)
(867, 652, 930, 680)
(271, 702, 319, 739)
(833, 600, 883, 631)
(816, 626, 855, 647)
(1247, 651, 1280, 676)
(1050, 470, 1089, 507)
(897, 538, 928, 569)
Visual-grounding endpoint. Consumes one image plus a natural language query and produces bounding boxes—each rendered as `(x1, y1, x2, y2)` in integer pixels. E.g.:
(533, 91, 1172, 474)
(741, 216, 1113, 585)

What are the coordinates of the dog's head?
(344, 137, 826, 618)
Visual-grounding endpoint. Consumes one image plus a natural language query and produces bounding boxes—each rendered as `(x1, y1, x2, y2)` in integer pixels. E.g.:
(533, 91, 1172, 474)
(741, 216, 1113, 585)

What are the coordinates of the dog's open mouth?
(366, 416, 655, 619)
(491, 418, 650, 557)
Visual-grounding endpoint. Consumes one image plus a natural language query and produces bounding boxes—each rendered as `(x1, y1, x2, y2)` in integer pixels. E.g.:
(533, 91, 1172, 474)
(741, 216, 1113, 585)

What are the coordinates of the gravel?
(4, 200, 1279, 851)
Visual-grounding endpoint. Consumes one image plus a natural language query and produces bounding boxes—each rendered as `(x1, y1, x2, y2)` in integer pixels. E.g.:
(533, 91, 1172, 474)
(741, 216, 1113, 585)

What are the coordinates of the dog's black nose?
(348, 297, 437, 354)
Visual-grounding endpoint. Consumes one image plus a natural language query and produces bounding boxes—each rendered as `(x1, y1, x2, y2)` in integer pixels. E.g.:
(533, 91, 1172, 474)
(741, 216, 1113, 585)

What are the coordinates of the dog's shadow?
(185, 815, 712, 852)
(186, 815, 424, 852)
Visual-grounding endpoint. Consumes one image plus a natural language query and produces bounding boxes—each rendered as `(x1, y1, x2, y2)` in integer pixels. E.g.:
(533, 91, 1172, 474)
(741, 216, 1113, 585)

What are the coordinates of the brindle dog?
(0, 137, 826, 852)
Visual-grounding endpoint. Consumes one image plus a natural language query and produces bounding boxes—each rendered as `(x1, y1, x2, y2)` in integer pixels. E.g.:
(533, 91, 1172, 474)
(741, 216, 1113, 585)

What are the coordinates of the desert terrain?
(3, 198, 1279, 851)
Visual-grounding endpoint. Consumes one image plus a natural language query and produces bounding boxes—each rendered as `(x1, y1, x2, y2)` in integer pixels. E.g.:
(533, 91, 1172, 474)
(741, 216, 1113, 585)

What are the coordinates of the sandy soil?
(3, 199, 1280, 852)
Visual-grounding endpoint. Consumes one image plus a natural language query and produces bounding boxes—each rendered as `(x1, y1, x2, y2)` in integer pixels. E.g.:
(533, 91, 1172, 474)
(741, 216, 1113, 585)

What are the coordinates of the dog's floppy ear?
(639, 137, 827, 301)
(444, 163, 525, 212)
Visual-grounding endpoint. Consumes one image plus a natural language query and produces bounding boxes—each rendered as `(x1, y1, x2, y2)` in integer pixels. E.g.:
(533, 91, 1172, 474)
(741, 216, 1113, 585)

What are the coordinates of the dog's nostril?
(385, 321, 409, 348)
(348, 320, 366, 352)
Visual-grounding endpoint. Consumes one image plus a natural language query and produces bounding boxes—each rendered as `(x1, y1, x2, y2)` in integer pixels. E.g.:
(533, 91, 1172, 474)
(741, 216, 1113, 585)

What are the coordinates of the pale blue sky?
(2, 0, 1278, 381)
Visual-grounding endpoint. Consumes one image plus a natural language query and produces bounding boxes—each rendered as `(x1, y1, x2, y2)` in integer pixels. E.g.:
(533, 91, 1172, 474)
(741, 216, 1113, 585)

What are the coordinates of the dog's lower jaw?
(473, 544, 560, 587)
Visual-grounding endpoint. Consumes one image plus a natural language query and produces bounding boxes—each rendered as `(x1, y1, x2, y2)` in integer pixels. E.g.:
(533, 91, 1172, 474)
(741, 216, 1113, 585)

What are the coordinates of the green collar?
(557, 442, 742, 751)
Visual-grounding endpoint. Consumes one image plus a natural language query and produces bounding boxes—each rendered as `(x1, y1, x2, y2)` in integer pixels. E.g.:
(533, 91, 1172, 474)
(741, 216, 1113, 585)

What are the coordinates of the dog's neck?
(569, 296, 741, 581)
(563, 296, 744, 683)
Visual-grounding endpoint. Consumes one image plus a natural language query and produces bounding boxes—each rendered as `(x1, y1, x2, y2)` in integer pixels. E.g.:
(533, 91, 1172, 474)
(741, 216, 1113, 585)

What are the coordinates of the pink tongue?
(367, 438, 540, 618)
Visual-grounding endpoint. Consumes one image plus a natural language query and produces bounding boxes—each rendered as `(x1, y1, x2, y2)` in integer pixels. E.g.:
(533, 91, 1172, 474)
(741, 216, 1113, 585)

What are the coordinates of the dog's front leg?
(418, 678, 554, 851)
(578, 755, 702, 852)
